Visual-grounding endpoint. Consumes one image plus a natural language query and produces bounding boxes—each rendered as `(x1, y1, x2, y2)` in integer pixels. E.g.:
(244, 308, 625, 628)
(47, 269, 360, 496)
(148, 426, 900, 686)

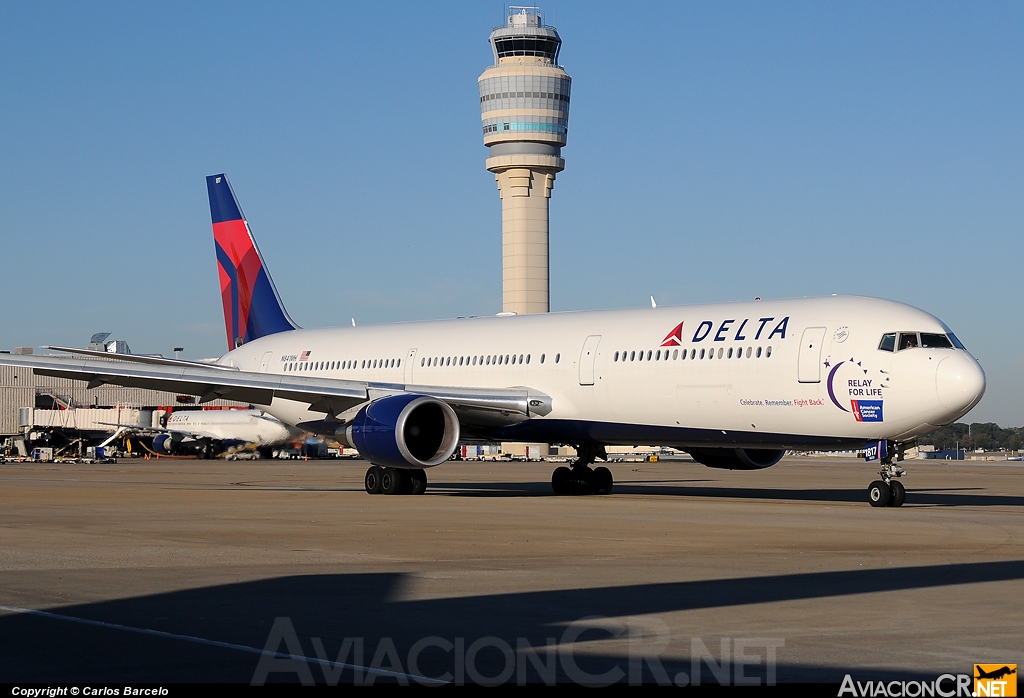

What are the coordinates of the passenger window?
(630, 351, 635, 361)
(526, 354, 530, 364)
(700, 349, 705, 360)
(519, 354, 524, 363)
(672, 349, 678, 360)
(646, 350, 652, 361)
(397, 359, 401, 367)
(614, 351, 619, 362)
(920, 333, 953, 349)
(727, 348, 733, 359)
(555, 353, 560, 363)
(756, 347, 762, 358)
(766, 346, 772, 358)
(898, 333, 919, 351)
(718, 348, 723, 359)
(878, 333, 896, 352)
(540, 354, 546, 363)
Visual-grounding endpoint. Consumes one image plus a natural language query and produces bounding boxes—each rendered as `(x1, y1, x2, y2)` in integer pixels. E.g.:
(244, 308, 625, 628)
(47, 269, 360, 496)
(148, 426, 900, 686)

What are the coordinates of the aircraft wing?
(0, 354, 551, 428)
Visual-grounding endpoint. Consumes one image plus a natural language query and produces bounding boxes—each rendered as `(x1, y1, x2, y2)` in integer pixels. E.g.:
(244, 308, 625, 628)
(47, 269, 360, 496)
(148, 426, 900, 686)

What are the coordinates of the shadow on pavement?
(2, 559, 1021, 684)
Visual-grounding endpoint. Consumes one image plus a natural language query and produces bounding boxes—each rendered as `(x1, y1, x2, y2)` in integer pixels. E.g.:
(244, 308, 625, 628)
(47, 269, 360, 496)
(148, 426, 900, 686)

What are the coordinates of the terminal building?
(0, 340, 244, 456)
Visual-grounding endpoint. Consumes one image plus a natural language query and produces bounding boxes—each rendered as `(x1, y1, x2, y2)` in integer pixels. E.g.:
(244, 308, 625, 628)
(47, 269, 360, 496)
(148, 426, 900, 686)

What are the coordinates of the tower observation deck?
(479, 6, 570, 314)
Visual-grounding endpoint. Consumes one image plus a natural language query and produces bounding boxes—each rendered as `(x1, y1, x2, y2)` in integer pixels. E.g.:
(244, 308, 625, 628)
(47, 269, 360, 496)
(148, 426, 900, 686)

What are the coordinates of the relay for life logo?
(825, 354, 884, 422)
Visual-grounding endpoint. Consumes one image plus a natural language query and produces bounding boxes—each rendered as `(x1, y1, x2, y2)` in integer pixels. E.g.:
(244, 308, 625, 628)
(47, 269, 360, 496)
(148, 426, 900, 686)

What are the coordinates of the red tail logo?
(661, 322, 684, 346)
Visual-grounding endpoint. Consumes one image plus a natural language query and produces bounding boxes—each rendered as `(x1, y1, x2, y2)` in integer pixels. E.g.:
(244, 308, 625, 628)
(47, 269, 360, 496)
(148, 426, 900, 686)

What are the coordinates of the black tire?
(889, 480, 906, 507)
(365, 465, 383, 494)
(868, 480, 891, 507)
(591, 466, 614, 495)
(569, 467, 594, 495)
(551, 466, 572, 495)
(407, 468, 427, 495)
(381, 467, 403, 495)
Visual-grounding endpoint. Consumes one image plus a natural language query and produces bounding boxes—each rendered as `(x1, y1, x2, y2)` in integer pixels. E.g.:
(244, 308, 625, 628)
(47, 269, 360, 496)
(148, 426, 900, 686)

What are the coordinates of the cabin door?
(578, 335, 602, 386)
(405, 348, 417, 385)
(797, 327, 827, 383)
(258, 351, 273, 373)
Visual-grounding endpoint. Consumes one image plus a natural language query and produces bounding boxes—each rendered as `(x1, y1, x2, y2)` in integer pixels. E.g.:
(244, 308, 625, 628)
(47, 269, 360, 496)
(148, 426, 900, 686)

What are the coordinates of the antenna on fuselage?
(351, 318, 356, 327)
(650, 296, 657, 309)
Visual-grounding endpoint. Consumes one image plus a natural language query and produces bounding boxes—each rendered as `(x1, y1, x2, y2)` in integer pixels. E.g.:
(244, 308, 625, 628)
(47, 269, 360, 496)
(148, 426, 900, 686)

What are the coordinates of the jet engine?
(343, 394, 460, 469)
(152, 433, 181, 454)
(686, 447, 785, 470)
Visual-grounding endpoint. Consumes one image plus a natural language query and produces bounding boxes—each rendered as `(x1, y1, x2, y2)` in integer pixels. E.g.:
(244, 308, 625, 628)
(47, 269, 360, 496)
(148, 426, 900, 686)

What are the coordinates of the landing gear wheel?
(867, 480, 891, 507)
(569, 467, 594, 495)
(407, 468, 427, 495)
(888, 480, 906, 507)
(551, 466, 572, 495)
(365, 465, 383, 494)
(380, 467, 403, 495)
(591, 466, 613, 495)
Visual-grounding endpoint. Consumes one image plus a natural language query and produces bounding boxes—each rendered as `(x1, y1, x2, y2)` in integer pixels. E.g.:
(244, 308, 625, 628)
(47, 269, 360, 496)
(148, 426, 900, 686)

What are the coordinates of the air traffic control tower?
(479, 6, 570, 315)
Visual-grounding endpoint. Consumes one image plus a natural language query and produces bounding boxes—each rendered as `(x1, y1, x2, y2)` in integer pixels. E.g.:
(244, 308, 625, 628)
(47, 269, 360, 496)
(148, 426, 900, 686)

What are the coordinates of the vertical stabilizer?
(207, 174, 299, 350)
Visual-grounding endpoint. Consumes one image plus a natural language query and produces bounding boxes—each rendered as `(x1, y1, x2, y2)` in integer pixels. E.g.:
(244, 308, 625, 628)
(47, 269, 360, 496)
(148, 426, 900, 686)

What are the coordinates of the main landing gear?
(364, 465, 427, 495)
(867, 455, 907, 508)
(551, 444, 614, 496)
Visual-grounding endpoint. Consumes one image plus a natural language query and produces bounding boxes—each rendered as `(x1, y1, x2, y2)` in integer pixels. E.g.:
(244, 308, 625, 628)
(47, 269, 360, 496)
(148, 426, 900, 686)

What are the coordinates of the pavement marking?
(0, 603, 444, 684)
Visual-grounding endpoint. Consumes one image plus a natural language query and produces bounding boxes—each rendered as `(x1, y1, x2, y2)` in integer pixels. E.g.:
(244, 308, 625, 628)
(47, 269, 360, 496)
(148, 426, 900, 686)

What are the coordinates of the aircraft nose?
(935, 353, 986, 417)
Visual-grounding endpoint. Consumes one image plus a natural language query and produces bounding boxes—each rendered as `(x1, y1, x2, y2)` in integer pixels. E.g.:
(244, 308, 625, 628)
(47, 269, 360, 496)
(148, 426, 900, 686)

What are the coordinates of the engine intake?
(686, 447, 785, 470)
(344, 394, 460, 469)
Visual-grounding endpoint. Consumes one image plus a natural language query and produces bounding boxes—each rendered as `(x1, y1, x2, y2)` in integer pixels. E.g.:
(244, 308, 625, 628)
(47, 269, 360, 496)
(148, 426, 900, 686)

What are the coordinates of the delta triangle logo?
(660, 322, 684, 347)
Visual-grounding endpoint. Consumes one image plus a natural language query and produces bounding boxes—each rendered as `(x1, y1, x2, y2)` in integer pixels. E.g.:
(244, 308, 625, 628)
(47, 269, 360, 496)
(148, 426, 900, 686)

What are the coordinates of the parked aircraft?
(0, 174, 986, 505)
(102, 408, 301, 458)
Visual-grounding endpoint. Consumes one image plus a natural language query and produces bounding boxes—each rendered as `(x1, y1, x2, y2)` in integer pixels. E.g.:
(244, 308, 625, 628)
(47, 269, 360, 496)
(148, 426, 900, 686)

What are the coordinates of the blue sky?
(0, 2, 1021, 424)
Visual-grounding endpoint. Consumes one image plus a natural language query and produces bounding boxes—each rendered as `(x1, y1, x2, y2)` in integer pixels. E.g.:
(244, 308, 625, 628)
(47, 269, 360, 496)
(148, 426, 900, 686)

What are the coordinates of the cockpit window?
(947, 333, 966, 350)
(897, 333, 919, 351)
(878, 333, 896, 352)
(920, 333, 953, 349)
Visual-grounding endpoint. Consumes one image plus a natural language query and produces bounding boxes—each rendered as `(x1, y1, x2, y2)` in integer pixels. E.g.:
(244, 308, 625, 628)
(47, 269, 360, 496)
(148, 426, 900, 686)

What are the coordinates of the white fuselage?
(166, 409, 300, 445)
(217, 296, 985, 449)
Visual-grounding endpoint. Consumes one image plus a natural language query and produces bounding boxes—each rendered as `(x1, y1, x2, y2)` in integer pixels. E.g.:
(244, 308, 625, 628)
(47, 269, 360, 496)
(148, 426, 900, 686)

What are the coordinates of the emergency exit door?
(798, 327, 827, 383)
(579, 335, 602, 386)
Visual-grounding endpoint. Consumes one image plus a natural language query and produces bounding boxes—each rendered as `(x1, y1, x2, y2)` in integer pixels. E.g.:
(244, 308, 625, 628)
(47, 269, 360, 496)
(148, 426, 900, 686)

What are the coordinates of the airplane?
(101, 408, 302, 459)
(975, 666, 1016, 681)
(0, 174, 986, 505)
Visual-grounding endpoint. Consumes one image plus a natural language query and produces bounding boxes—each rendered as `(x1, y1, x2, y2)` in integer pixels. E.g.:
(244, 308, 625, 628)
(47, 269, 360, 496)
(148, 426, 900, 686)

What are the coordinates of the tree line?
(918, 423, 1024, 451)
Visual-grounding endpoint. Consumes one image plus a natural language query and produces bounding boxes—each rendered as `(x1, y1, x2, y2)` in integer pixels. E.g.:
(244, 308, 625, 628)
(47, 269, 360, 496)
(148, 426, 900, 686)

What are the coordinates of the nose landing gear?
(551, 445, 613, 495)
(867, 450, 907, 508)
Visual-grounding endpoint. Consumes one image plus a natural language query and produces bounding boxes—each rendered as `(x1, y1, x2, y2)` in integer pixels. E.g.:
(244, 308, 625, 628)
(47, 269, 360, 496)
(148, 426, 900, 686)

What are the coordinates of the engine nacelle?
(686, 447, 785, 470)
(152, 433, 179, 454)
(344, 394, 460, 469)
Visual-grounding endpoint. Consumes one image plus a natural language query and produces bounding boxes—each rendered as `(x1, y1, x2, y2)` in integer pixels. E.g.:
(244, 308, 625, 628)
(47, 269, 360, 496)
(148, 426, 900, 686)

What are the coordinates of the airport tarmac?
(0, 456, 1021, 685)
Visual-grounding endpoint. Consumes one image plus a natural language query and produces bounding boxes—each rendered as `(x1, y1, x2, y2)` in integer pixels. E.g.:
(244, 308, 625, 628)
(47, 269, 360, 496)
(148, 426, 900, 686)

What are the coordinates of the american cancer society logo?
(852, 400, 883, 422)
(975, 664, 1017, 697)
